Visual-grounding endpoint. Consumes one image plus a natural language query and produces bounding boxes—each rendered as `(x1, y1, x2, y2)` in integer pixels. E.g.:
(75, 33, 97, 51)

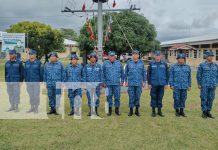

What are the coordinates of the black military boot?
(95, 107, 99, 116)
(128, 108, 133, 116)
(175, 109, 180, 117)
(107, 107, 112, 116)
(7, 105, 15, 112)
(47, 107, 55, 115)
(135, 107, 140, 117)
(115, 107, 121, 116)
(180, 108, 186, 117)
(34, 105, 38, 114)
(207, 111, 215, 119)
(26, 105, 34, 113)
(14, 104, 19, 112)
(53, 108, 59, 115)
(202, 112, 207, 119)
(87, 107, 92, 116)
(151, 108, 156, 117)
(68, 107, 74, 116)
(157, 108, 164, 117)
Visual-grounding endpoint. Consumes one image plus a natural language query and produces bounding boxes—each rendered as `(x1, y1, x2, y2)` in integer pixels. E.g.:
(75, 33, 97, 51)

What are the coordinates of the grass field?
(0, 59, 218, 150)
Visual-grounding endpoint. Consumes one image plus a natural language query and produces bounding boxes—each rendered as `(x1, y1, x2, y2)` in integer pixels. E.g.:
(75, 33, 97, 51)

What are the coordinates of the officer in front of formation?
(197, 50, 218, 119)
(147, 51, 169, 117)
(103, 51, 124, 116)
(124, 50, 146, 117)
(83, 52, 102, 116)
(44, 52, 65, 115)
(169, 53, 192, 117)
(65, 54, 84, 116)
(24, 49, 43, 113)
(5, 50, 24, 112)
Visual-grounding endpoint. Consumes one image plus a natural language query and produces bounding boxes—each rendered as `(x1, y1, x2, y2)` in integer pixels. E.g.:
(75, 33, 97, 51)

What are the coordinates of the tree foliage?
(79, 11, 160, 57)
(60, 28, 78, 41)
(6, 21, 64, 58)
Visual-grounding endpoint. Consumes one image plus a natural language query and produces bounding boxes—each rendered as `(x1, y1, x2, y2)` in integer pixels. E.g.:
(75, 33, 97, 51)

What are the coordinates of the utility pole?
(62, 0, 140, 63)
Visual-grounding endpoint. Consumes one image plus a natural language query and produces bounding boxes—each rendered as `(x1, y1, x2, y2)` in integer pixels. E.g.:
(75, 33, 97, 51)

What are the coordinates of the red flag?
(112, 0, 116, 8)
(91, 32, 95, 41)
(88, 22, 92, 33)
(82, 3, 86, 12)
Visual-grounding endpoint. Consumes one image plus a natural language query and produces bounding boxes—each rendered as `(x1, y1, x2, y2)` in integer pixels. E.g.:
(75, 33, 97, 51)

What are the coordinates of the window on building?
(201, 44, 210, 48)
(186, 50, 189, 58)
(198, 50, 201, 58)
(216, 50, 218, 61)
(194, 50, 197, 58)
(174, 50, 177, 56)
(212, 43, 218, 48)
(189, 50, 193, 58)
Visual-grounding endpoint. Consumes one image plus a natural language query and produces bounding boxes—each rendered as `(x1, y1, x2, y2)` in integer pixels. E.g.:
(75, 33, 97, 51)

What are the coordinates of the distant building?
(161, 34, 218, 67)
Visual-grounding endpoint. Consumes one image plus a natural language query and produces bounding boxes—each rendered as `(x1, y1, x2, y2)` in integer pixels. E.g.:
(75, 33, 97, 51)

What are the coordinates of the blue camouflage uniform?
(44, 52, 65, 109)
(125, 55, 146, 108)
(24, 50, 43, 108)
(65, 54, 84, 109)
(5, 50, 24, 107)
(103, 52, 124, 108)
(197, 51, 218, 113)
(83, 61, 102, 108)
(147, 51, 169, 109)
(169, 62, 192, 110)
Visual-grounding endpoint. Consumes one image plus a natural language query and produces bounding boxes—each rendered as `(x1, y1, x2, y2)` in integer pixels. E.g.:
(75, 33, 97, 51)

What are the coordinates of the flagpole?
(97, 1, 103, 64)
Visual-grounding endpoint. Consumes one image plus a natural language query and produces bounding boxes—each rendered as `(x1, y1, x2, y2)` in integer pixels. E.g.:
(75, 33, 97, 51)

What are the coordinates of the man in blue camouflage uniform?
(197, 50, 218, 119)
(5, 50, 24, 112)
(169, 53, 192, 117)
(124, 50, 146, 117)
(103, 51, 124, 116)
(147, 51, 169, 117)
(44, 52, 65, 115)
(83, 52, 102, 116)
(24, 49, 43, 113)
(65, 54, 84, 116)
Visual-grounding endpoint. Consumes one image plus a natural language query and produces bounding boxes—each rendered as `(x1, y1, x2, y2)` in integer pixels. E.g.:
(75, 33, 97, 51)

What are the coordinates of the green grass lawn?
(0, 59, 218, 150)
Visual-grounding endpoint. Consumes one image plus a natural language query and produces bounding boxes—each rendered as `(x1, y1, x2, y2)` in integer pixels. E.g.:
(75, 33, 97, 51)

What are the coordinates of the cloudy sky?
(0, 0, 218, 42)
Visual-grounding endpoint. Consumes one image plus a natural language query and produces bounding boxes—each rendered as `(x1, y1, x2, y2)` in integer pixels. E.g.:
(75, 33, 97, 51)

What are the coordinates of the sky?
(0, 0, 218, 42)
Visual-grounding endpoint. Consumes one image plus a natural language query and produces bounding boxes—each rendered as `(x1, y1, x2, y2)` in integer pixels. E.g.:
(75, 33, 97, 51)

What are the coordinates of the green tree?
(79, 11, 160, 57)
(6, 21, 64, 59)
(60, 28, 78, 41)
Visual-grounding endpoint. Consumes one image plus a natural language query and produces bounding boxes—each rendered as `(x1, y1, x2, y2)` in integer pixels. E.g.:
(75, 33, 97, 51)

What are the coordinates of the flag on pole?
(88, 22, 92, 33)
(82, 3, 86, 12)
(113, 0, 116, 8)
(91, 32, 95, 41)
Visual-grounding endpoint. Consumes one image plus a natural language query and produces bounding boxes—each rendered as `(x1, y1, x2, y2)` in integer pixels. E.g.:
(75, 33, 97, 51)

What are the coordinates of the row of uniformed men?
(5, 49, 218, 118)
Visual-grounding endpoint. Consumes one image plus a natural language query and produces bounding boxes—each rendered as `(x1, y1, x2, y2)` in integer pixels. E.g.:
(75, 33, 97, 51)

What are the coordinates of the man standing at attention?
(83, 52, 102, 116)
(147, 51, 169, 117)
(169, 53, 192, 117)
(44, 52, 65, 115)
(124, 50, 146, 117)
(5, 50, 24, 112)
(65, 54, 84, 116)
(103, 51, 124, 116)
(197, 50, 218, 119)
(24, 49, 43, 113)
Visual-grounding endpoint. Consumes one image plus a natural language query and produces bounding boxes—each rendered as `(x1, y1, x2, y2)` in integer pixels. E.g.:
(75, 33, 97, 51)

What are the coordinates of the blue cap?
(49, 51, 58, 58)
(70, 54, 79, 60)
(9, 50, 16, 54)
(108, 51, 116, 56)
(29, 49, 37, 55)
(132, 50, 140, 54)
(204, 50, 214, 57)
(89, 52, 97, 57)
(177, 53, 186, 59)
(154, 50, 161, 56)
